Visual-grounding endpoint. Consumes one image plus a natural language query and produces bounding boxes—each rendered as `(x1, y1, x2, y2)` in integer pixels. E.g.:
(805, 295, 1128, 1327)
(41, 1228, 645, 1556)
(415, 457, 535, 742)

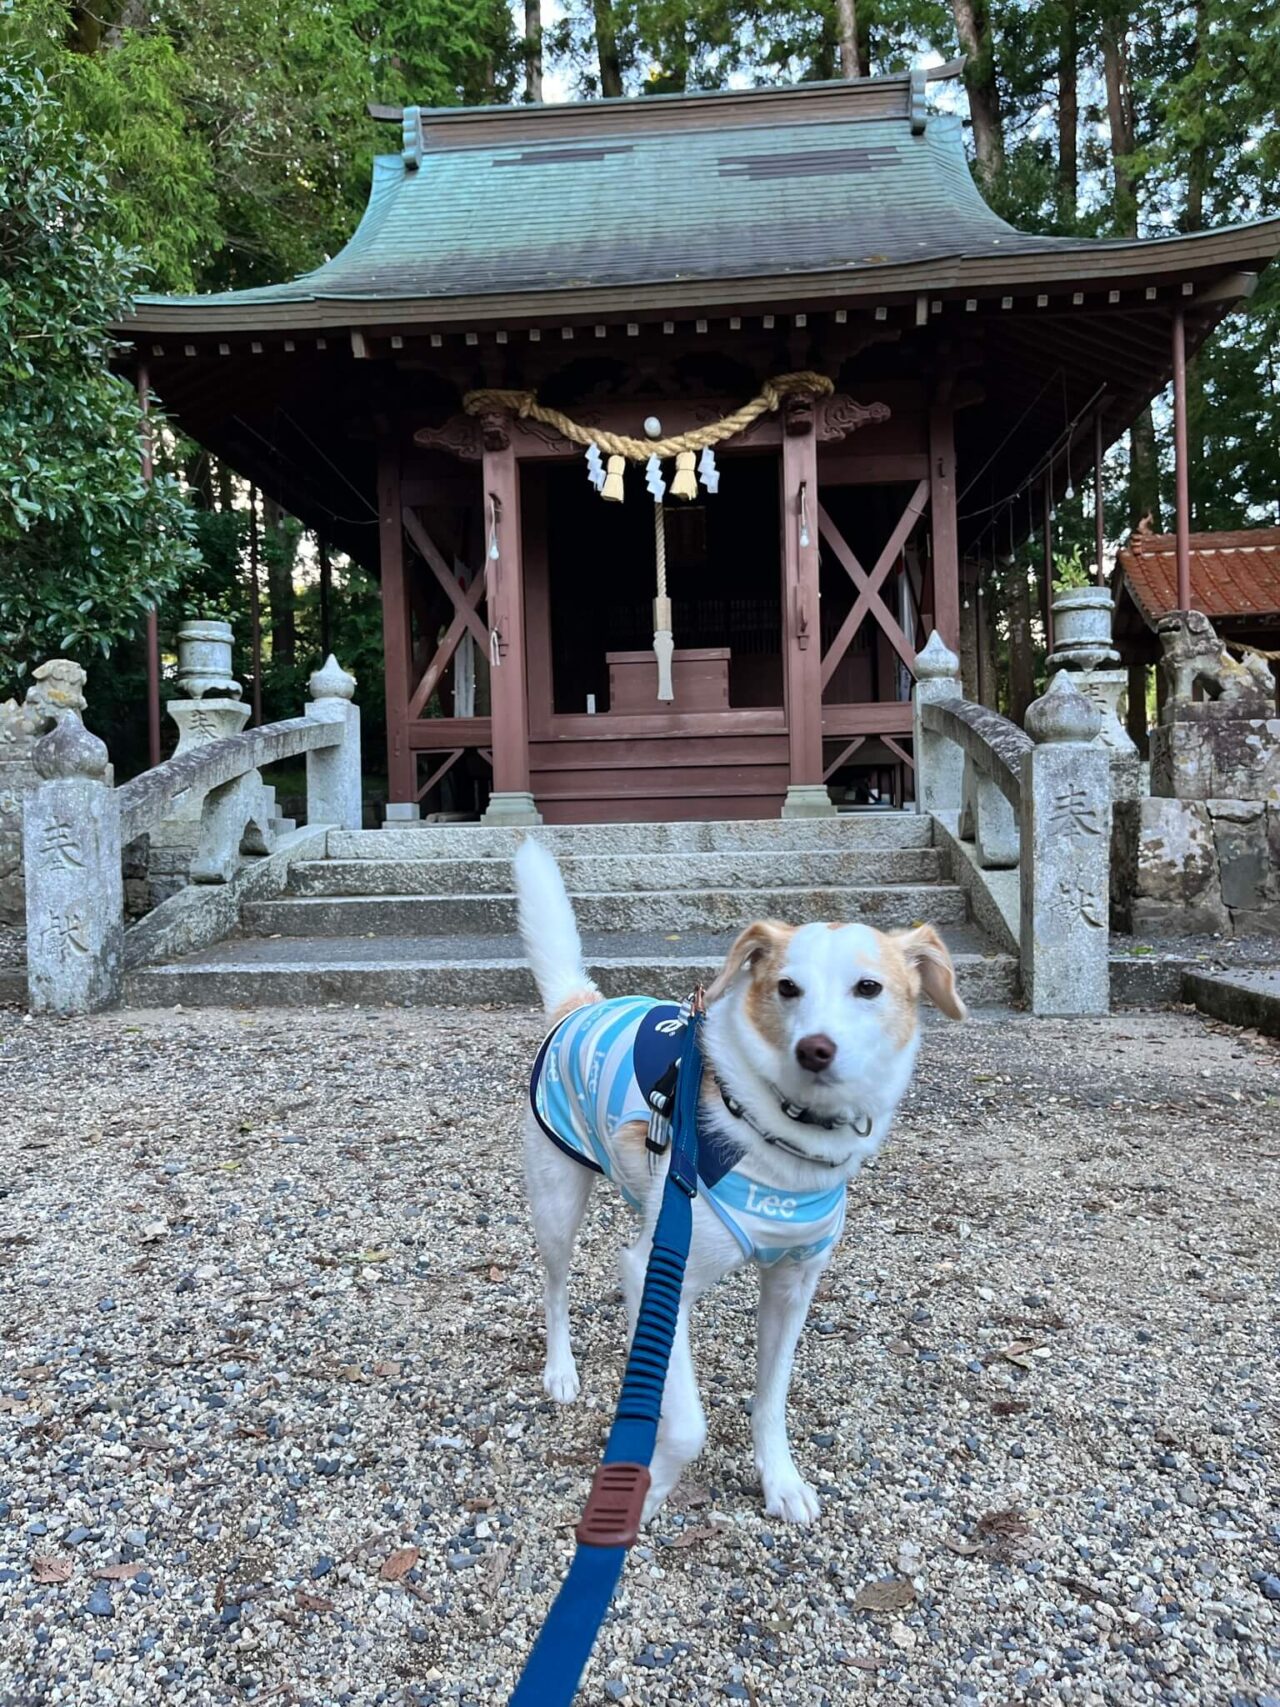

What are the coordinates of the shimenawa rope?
(461, 372, 834, 462)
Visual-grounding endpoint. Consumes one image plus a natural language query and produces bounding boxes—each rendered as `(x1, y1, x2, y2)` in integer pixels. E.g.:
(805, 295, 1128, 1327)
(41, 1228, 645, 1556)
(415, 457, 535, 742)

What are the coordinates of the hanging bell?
(670, 450, 698, 501)
(601, 454, 626, 503)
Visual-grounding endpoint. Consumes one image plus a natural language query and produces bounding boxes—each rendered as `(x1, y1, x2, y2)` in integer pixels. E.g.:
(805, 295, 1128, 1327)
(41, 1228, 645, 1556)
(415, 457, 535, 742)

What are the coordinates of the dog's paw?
(542, 1362, 580, 1404)
(762, 1471, 821, 1526)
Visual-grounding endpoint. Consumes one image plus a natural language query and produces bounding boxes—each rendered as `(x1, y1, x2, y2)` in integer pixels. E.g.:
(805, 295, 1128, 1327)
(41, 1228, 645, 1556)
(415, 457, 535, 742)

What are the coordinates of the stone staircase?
(123, 814, 1020, 1009)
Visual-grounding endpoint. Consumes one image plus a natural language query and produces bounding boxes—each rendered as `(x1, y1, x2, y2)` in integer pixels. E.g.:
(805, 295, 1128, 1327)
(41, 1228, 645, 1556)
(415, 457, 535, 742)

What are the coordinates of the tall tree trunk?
(1182, 0, 1208, 526)
(593, 0, 624, 97)
(1103, 11, 1160, 528)
(262, 495, 297, 666)
(524, 0, 543, 102)
(216, 459, 234, 514)
(950, 0, 1004, 189)
(836, 0, 861, 78)
(1056, 0, 1078, 225)
(1102, 14, 1138, 238)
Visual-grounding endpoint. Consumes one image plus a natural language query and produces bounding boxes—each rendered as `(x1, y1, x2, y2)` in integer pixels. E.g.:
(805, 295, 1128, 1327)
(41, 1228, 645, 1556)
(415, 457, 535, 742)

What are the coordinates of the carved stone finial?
(32, 710, 110, 780)
(177, 619, 240, 700)
(1025, 668, 1102, 745)
(914, 630, 961, 681)
(27, 658, 88, 722)
(309, 655, 356, 702)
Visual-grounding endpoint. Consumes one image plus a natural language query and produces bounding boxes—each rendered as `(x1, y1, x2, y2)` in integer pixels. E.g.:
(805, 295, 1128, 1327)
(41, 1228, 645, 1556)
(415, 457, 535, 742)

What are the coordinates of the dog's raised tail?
(513, 837, 599, 1017)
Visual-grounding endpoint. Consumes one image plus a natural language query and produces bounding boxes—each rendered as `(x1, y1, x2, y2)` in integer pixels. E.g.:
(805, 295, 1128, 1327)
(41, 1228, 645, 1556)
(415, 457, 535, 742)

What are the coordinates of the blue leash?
(508, 1005, 705, 1707)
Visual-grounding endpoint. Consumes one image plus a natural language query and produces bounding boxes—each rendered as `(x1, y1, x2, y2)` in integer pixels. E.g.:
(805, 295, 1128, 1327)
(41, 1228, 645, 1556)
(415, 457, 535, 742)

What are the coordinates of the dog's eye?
(777, 977, 801, 999)
(854, 978, 883, 999)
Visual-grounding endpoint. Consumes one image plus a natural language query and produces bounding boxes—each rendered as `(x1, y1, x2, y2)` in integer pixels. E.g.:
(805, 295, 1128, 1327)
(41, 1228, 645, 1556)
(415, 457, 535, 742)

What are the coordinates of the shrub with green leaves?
(0, 59, 198, 695)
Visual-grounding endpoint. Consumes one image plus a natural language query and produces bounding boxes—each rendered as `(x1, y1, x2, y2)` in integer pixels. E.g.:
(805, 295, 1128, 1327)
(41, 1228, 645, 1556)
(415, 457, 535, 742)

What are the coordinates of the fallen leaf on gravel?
(668, 1524, 721, 1550)
(487, 1266, 505, 1283)
(357, 1249, 391, 1264)
(886, 1339, 914, 1356)
(295, 1588, 334, 1612)
(1001, 1342, 1038, 1370)
(975, 1507, 1035, 1560)
(32, 1557, 72, 1584)
(671, 1484, 711, 1511)
(380, 1547, 420, 1581)
(373, 1360, 402, 1378)
(976, 1508, 1031, 1539)
(943, 1537, 980, 1557)
(843, 1656, 879, 1671)
(94, 1562, 143, 1581)
(853, 1577, 916, 1613)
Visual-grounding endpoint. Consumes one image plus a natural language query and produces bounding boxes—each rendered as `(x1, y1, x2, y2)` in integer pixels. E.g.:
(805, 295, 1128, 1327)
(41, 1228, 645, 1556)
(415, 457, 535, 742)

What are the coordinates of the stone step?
(242, 882, 968, 937)
(286, 846, 946, 897)
(328, 813, 934, 860)
(125, 928, 1021, 1010)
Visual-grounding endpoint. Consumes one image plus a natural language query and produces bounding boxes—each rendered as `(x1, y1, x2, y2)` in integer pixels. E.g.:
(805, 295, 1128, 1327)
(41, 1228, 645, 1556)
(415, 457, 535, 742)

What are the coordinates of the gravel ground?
(1, 1001, 1278, 1707)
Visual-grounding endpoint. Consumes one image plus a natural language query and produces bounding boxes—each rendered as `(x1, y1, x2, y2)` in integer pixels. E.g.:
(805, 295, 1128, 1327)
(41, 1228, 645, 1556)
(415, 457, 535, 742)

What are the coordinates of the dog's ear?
(894, 924, 966, 1020)
(706, 920, 787, 1003)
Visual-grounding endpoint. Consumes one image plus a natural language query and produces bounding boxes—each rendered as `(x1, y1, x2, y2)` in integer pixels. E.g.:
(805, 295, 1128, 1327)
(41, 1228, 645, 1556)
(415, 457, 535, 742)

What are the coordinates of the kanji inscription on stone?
(40, 906, 91, 957)
(1048, 787, 1102, 838)
(39, 820, 85, 869)
(1048, 878, 1106, 929)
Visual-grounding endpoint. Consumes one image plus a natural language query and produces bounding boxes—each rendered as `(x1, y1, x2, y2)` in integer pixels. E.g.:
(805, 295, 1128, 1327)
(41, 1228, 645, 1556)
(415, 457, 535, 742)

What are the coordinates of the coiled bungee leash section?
(508, 1000, 705, 1707)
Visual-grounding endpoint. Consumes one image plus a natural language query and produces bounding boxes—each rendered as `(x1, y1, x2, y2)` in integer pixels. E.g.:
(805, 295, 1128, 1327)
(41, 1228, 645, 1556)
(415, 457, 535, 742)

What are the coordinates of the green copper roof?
(131, 75, 1280, 329)
(134, 78, 1091, 315)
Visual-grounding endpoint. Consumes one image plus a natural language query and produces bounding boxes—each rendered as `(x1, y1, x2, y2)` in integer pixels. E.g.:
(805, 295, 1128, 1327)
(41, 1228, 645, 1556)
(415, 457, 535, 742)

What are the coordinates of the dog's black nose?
(795, 1033, 837, 1073)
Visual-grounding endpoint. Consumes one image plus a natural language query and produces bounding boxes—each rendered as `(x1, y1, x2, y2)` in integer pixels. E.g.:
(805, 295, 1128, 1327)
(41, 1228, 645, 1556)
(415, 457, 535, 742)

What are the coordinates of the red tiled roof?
(1116, 527, 1280, 626)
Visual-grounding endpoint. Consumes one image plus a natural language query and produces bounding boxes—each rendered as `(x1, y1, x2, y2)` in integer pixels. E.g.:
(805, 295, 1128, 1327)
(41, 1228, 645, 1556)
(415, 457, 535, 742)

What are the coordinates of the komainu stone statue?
(1156, 610, 1274, 717)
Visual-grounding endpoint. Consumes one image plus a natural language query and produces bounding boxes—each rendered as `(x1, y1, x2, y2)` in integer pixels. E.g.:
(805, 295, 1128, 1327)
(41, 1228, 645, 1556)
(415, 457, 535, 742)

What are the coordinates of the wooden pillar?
(138, 364, 161, 768)
(247, 486, 263, 728)
(1171, 306, 1193, 610)
(1094, 411, 1107, 586)
(1127, 662, 1149, 758)
(377, 442, 416, 807)
(1042, 472, 1055, 656)
(927, 398, 961, 651)
(480, 428, 541, 824)
(779, 404, 833, 817)
(318, 536, 332, 657)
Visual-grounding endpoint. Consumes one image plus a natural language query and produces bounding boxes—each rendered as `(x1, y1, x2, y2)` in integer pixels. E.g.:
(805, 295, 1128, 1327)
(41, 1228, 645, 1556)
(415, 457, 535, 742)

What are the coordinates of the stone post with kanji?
(912, 630, 964, 814)
(1019, 670, 1110, 1017)
(24, 714, 123, 1016)
(1, 659, 88, 925)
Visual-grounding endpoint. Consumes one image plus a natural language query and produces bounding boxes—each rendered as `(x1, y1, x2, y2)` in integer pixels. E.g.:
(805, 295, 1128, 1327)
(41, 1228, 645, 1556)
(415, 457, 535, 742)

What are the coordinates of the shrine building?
(120, 70, 1280, 824)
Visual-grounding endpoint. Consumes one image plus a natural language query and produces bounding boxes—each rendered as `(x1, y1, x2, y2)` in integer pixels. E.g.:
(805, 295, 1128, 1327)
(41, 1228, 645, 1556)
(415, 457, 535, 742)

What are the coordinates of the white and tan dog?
(514, 837, 965, 1525)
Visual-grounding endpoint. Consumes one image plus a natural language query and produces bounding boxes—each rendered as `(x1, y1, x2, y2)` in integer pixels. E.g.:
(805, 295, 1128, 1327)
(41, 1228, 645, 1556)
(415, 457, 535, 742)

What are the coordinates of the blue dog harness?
(531, 997, 847, 1266)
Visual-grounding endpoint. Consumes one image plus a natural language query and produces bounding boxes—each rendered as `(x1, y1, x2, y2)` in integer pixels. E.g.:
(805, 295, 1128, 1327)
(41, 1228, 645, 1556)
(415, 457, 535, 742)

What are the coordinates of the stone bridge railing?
(912, 632, 1110, 1016)
(22, 656, 360, 1016)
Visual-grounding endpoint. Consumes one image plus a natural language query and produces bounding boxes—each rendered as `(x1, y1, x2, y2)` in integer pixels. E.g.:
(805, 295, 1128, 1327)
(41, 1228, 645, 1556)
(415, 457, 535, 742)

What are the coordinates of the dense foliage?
(0, 0, 1276, 758)
(0, 61, 197, 692)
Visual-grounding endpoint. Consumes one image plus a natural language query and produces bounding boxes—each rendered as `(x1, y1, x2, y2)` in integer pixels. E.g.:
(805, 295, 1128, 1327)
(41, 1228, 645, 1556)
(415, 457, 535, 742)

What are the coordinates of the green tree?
(0, 59, 197, 696)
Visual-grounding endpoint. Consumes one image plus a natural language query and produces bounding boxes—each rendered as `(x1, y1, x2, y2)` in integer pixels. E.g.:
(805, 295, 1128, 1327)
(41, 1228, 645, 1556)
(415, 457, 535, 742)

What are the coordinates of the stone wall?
(1112, 796, 1280, 936)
